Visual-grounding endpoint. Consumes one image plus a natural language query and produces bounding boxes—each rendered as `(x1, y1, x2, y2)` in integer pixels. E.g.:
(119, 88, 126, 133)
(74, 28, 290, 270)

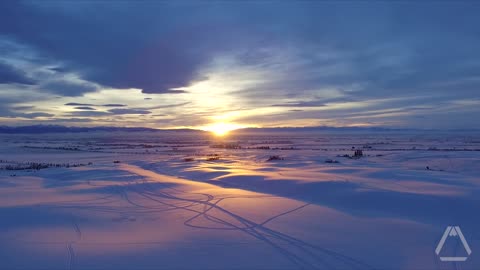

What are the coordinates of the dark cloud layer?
(0, 2, 242, 94)
(272, 101, 326, 108)
(65, 103, 127, 107)
(74, 106, 96, 110)
(108, 108, 151, 115)
(65, 103, 94, 106)
(102, 104, 127, 107)
(0, 61, 35, 85)
(17, 112, 54, 119)
(2, 2, 480, 99)
(0, 105, 53, 119)
(41, 80, 98, 97)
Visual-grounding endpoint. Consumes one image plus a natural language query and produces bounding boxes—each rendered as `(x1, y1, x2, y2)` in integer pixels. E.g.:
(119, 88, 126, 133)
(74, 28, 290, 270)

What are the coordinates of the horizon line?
(1, 124, 479, 133)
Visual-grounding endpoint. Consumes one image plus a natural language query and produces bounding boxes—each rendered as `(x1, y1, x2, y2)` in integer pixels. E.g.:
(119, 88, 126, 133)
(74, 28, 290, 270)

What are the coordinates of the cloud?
(139, 102, 190, 110)
(41, 80, 98, 97)
(160, 89, 189, 94)
(0, 61, 35, 85)
(1, 2, 480, 128)
(2, 111, 54, 119)
(48, 66, 67, 73)
(67, 111, 111, 117)
(0, 99, 53, 119)
(12, 105, 35, 110)
(74, 106, 96, 110)
(108, 108, 151, 115)
(0, 2, 226, 94)
(16, 112, 54, 119)
(101, 104, 127, 107)
(272, 101, 326, 108)
(65, 102, 127, 107)
(45, 117, 93, 123)
(65, 102, 94, 106)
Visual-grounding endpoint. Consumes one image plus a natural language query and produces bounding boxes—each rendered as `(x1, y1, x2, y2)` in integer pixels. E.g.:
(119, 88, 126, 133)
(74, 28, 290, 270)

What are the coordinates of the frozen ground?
(0, 131, 479, 269)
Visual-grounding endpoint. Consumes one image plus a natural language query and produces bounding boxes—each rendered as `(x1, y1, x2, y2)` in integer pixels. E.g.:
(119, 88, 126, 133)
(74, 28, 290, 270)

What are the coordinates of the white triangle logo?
(435, 226, 472, 261)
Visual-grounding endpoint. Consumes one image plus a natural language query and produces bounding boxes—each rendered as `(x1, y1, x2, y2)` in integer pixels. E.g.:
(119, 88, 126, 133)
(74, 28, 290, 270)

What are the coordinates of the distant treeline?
(0, 160, 92, 171)
(210, 143, 297, 150)
(23, 146, 80, 151)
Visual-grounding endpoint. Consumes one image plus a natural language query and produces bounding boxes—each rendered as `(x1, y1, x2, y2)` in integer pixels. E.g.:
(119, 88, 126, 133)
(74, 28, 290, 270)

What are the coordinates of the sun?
(202, 122, 244, 136)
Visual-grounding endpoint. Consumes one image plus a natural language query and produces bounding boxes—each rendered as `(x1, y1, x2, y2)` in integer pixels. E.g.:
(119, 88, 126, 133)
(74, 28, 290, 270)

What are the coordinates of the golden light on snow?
(202, 122, 245, 136)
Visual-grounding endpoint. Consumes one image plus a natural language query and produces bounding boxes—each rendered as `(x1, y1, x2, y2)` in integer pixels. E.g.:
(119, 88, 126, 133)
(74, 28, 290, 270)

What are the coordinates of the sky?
(0, 1, 479, 130)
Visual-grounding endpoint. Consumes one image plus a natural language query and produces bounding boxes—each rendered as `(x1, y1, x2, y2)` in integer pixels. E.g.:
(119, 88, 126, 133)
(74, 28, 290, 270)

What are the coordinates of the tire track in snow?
(66, 220, 81, 270)
(120, 163, 376, 270)
(66, 242, 75, 270)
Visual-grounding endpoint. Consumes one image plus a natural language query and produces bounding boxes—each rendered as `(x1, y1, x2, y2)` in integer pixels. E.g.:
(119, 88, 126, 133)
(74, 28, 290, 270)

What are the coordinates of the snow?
(0, 131, 479, 269)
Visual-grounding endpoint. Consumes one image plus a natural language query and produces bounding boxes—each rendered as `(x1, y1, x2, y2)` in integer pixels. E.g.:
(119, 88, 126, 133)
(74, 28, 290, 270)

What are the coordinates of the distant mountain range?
(237, 126, 411, 132)
(0, 125, 478, 134)
(0, 125, 196, 134)
(237, 127, 480, 133)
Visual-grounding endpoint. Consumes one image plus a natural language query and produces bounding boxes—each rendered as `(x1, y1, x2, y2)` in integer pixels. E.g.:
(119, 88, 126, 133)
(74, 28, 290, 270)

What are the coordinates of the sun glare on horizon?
(202, 122, 246, 136)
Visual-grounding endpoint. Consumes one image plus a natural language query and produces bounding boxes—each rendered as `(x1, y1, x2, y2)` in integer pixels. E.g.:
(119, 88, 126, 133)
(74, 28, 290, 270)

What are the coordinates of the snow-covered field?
(0, 131, 479, 270)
